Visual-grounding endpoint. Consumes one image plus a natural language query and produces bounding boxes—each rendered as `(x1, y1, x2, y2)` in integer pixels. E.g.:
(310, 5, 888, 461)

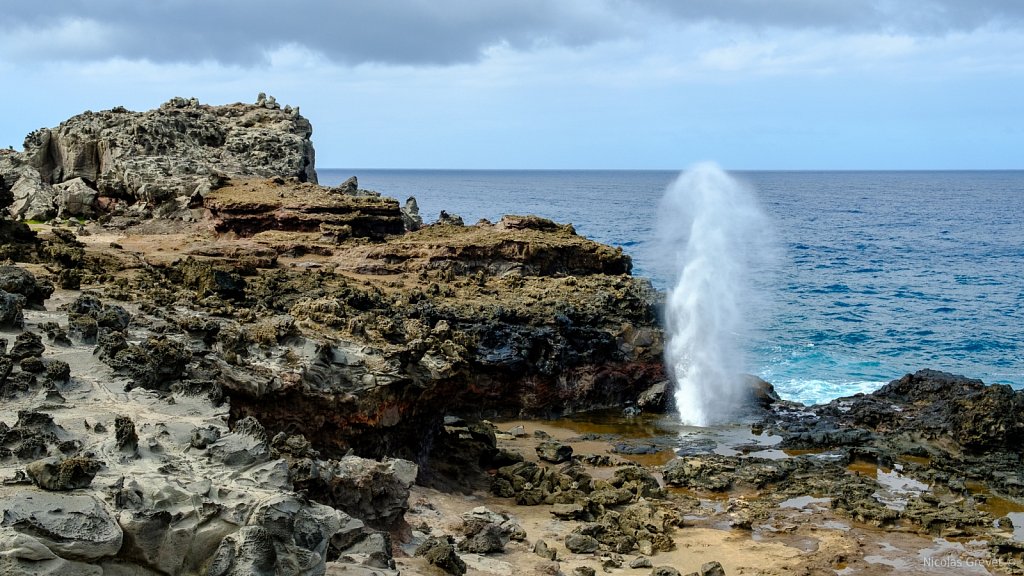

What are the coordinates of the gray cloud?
(3, 0, 1022, 67)
(2, 0, 622, 65)
(638, 0, 1024, 33)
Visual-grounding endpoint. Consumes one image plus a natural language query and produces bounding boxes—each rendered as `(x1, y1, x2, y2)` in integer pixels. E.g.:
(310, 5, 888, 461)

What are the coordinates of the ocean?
(320, 169, 1024, 406)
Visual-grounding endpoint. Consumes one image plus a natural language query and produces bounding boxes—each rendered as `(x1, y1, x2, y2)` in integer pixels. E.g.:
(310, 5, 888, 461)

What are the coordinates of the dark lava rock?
(45, 359, 71, 383)
(537, 440, 573, 463)
(565, 533, 600, 554)
(415, 536, 466, 575)
(652, 567, 682, 576)
(105, 335, 192, 390)
(25, 455, 101, 490)
(19, 356, 45, 373)
(0, 265, 54, 307)
(0, 290, 25, 329)
(458, 522, 505, 554)
(8, 331, 45, 360)
(68, 313, 99, 344)
(115, 415, 139, 454)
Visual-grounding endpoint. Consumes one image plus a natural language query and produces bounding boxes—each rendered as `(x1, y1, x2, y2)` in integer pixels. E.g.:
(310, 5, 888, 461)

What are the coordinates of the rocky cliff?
(0, 99, 667, 574)
(1, 94, 316, 221)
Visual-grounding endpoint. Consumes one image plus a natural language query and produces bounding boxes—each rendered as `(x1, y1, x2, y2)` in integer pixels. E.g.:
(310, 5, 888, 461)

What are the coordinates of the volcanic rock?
(204, 177, 403, 239)
(0, 491, 123, 561)
(9, 95, 316, 218)
(25, 456, 101, 490)
(0, 265, 54, 307)
(415, 536, 466, 575)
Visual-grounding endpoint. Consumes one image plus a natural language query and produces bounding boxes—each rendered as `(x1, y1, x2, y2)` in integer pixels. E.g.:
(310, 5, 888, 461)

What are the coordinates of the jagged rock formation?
(0, 285, 418, 575)
(204, 177, 404, 239)
(0, 97, 667, 575)
(2, 95, 316, 220)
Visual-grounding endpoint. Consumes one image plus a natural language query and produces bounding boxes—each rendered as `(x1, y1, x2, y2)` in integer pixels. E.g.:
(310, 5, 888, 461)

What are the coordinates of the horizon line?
(321, 167, 1024, 173)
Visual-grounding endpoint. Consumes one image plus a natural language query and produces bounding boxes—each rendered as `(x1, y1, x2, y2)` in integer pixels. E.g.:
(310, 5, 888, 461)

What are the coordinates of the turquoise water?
(320, 169, 1024, 405)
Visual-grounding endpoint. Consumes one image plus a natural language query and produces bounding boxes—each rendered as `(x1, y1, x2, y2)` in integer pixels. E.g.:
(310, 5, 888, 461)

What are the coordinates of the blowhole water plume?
(657, 163, 772, 426)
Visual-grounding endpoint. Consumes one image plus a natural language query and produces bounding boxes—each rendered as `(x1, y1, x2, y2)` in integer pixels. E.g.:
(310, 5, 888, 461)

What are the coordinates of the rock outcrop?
(0, 96, 670, 575)
(204, 177, 404, 239)
(3, 95, 316, 219)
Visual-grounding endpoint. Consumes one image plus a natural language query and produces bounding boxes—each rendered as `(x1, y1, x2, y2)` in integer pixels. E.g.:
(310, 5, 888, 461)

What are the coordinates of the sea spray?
(657, 163, 771, 426)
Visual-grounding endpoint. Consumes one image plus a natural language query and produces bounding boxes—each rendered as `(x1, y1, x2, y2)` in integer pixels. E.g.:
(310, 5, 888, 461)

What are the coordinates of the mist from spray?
(657, 162, 771, 426)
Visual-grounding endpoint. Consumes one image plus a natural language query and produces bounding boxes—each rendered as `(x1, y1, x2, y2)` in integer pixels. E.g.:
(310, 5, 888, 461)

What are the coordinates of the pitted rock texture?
(5, 95, 316, 218)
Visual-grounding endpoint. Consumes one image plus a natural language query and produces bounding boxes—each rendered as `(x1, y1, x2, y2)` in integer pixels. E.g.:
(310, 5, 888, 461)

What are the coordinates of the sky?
(1, 1, 1023, 170)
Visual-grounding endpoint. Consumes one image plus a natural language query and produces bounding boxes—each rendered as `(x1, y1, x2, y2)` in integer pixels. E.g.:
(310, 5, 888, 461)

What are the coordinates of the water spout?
(658, 162, 770, 426)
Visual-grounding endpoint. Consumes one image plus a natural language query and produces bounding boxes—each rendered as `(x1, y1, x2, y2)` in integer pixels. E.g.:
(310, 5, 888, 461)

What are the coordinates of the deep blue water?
(321, 169, 1024, 405)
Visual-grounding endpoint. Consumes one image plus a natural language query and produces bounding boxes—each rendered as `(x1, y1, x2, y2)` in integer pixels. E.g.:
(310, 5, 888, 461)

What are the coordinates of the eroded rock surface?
(3, 95, 316, 220)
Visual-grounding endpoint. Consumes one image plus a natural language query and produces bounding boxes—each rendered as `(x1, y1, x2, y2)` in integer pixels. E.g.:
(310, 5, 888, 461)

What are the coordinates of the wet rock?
(565, 533, 600, 554)
(537, 440, 573, 463)
(9, 331, 45, 360)
(0, 290, 25, 328)
(415, 536, 466, 575)
(45, 359, 71, 383)
(636, 380, 669, 412)
(68, 314, 99, 344)
(0, 491, 123, 561)
(611, 465, 664, 499)
(20, 356, 45, 373)
(25, 456, 101, 490)
(104, 335, 191, 390)
(114, 415, 139, 454)
(662, 456, 734, 491)
(0, 265, 54, 307)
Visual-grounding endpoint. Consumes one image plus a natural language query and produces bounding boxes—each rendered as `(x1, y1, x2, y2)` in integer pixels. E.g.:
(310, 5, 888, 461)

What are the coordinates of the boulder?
(701, 561, 727, 576)
(208, 526, 277, 576)
(0, 527, 102, 576)
(0, 290, 25, 328)
(0, 265, 54, 306)
(298, 455, 417, 530)
(9, 331, 45, 360)
(54, 177, 98, 218)
(415, 536, 466, 575)
(536, 441, 573, 464)
(564, 533, 600, 554)
(8, 166, 57, 221)
(0, 491, 123, 562)
(25, 456, 101, 490)
(652, 567, 682, 576)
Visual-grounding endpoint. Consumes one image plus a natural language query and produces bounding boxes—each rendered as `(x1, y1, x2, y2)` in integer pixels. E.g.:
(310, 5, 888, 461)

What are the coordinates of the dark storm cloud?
(4, 0, 1022, 66)
(3, 0, 621, 65)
